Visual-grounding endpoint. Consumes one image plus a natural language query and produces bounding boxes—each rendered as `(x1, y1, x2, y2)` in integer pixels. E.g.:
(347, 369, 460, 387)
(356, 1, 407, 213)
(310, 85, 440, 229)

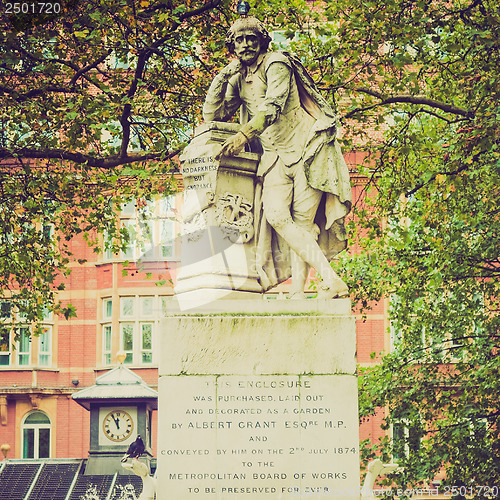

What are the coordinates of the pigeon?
(121, 435, 145, 462)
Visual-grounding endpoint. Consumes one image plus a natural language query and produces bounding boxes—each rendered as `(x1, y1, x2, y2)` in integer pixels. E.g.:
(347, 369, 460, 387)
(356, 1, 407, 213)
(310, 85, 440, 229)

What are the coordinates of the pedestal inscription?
(157, 300, 359, 500)
(159, 375, 359, 499)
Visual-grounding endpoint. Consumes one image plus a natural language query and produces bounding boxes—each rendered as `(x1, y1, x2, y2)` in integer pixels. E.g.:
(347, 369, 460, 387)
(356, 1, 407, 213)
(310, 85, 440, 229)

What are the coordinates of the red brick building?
(0, 166, 387, 463)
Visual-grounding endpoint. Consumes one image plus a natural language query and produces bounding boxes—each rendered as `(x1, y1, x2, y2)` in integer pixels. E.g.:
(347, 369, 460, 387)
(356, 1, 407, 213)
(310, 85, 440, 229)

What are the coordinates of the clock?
(102, 410, 134, 442)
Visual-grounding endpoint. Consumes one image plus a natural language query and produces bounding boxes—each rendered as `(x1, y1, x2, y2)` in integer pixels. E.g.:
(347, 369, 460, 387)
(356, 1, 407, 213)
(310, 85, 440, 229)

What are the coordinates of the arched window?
(22, 411, 51, 458)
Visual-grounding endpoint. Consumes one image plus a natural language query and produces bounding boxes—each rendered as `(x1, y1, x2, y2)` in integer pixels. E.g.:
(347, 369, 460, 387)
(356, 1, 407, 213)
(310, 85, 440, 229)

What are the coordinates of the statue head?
(225, 17, 271, 55)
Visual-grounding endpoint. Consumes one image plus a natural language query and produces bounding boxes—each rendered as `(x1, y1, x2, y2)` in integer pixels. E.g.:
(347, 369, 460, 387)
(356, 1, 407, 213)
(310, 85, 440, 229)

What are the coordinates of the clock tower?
(72, 361, 157, 475)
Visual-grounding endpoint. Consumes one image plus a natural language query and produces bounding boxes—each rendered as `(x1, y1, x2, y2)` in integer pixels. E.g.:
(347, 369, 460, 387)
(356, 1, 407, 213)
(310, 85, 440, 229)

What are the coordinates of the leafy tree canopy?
(270, 0, 499, 492)
(0, 0, 233, 326)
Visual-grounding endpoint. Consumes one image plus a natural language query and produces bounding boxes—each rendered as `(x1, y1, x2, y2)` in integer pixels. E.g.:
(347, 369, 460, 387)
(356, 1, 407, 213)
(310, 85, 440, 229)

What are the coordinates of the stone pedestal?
(157, 299, 359, 500)
(176, 122, 261, 306)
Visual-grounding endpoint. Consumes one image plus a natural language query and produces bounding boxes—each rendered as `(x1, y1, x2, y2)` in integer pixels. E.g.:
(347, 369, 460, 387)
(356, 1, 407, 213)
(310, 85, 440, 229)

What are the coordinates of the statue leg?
(267, 216, 346, 297)
(290, 163, 348, 298)
(289, 187, 321, 298)
(289, 251, 309, 299)
(262, 161, 348, 299)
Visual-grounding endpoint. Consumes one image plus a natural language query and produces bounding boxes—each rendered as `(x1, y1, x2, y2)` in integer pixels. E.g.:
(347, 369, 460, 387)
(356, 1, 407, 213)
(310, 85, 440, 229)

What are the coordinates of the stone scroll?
(174, 122, 261, 307)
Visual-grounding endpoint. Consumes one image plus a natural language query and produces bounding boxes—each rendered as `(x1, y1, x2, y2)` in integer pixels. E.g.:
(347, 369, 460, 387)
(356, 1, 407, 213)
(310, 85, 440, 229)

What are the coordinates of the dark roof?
(0, 460, 151, 500)
(0, 461, 41, 500)
(67, 474, 114, 500)
(27, 462, 81, 500)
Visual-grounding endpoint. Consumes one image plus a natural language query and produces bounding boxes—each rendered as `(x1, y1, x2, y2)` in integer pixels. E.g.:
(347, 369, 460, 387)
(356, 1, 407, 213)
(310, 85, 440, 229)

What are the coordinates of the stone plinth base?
(157, 300, 359, 500)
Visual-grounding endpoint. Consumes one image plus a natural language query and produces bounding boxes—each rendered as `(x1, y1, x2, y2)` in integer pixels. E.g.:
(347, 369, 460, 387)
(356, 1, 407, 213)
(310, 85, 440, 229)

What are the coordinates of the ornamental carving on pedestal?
(182, 210, 207, 242)
(215, 193, 254, 244)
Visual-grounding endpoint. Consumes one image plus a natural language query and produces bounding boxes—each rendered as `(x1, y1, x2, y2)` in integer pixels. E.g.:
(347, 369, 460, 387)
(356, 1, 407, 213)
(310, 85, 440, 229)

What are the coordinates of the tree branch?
(149, 0, 223, 50)
(0, 85, 80, 102)
(13, 42, 109, 93)
(69, 49, 112, 86)
(343, 87, 474, 120)
(115, 0, 222, 158)
(0, 148, 180, 169)
(406, 162, 471, 197)
(119, 49, 150, 158)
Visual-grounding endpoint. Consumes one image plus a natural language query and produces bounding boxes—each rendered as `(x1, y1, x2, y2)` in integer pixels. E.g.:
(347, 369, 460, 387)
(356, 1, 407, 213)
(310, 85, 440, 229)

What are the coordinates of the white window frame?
(461, 416, 489, 442)
(21, 411, 52, 459)
(38, 326, 52, 366)
(389, 293, 465, 363)
(391, 418, 422, 461)
(103, 196, 178, 263)
(102, 298, 113, 366)
(17, 326, 31, 366)
(106, 49, 133, 70)
(101, 295, 173, 367)
(0, 325, 12, 367)
(0, 301, 53, 368)
(119, 295, 155, 365)
(391, 420, 410, 461)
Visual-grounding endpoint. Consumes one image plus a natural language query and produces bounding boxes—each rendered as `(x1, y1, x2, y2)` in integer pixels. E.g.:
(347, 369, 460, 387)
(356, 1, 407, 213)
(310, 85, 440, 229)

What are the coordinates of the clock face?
(102, 410, 134, 442)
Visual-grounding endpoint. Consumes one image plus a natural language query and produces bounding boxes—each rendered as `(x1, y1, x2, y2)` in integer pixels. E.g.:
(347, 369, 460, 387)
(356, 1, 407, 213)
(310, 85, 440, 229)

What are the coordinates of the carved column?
(0, 395, 7, 426)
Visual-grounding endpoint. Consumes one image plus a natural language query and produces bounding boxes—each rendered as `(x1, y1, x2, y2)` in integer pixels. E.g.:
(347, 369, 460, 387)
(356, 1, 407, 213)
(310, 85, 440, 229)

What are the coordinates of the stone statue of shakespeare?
(203, 17, 352, 299)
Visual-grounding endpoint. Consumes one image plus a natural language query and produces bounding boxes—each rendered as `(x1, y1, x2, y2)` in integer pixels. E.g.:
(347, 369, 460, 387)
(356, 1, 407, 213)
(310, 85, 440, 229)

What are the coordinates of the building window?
(0, 326, 10, 366)
(103, 196, 178, 262)
(38, 327, 51, 366)
(160, 220, 174, 259)
(391, 419, 423, 461)
(271, 30, 292, 50)
(102, 298, 113, 365)
(0, 301, 12, 366)
(17, 327, 31, 366)
(101, 295, 171, 366)
(0, 301, 53, 368)
(389, 289, 475, 363)
(22, 411, 51, 459)
(0, 301, 11, 319)
(120, 296, 154, 365)
(103, 325, 112, 366)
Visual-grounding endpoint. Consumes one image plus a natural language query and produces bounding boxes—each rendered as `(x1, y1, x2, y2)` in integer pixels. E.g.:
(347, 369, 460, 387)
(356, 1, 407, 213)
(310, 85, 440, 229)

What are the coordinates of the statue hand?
(215, 132, 247, 160)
